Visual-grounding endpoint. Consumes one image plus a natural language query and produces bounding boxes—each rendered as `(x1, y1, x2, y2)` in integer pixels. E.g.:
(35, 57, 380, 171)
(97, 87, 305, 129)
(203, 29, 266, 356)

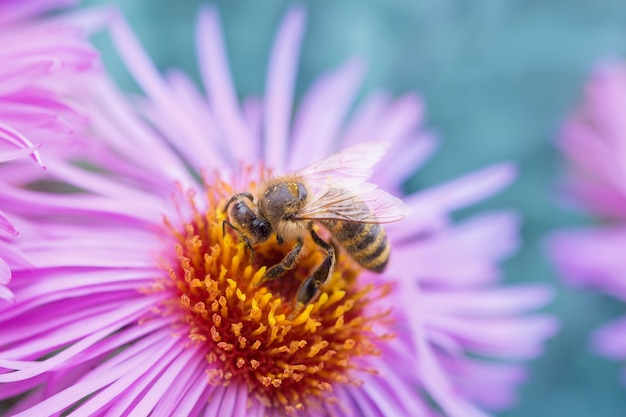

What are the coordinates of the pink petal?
(288, 58, 365, 170)
(592, 315, 626, 359)
(390, 163, 517, 242)
(0, 240, 33, 269)
(88, 340, 185, 417)
(373, 93, 424, 145)
(359, 368, 433, 416)
(0, 257, 13, 302)
(45, 156, 160, 198)
(10, 365, 129, 417)
(14, 331, 176, 417)
(450, 359, 527, 410)
(109, 15, 225, 171)
(0, 185, 166, 227)
(263, 6, 305, 172)
(0, 209, 18, 237)
(170, 369, 217, 417)
(548, 227, 626, 295)
(0, 295, 166, 381)
(374, 133, 438, 192)
(0, 122, 44, 167)
(77, 77, 194, 185)
(406, 162, 516, 212)
(0, 0, 77, 25)
(202, 383, 249, 417)
(392, 212, 520, 286)
(425, 315, 558, 359)
(151, 353, 209, 417)
(196, 6, 255, 164)
(420, 285, 554, 316)
(398, 279, 491, 417)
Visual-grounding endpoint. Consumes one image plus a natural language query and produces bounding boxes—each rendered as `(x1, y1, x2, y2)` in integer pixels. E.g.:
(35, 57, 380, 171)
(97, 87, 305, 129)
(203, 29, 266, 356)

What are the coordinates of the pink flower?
(550, 62, 626, 372)
(0, 0, 98, 302)
(0, 0, 98, 165)
(0, 6, 557, 416)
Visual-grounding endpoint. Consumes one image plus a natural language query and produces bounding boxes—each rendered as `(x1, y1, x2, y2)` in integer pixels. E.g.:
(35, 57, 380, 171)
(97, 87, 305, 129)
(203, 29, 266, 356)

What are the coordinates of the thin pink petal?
(592, 316, 626, 359)
(393, 212, 520, 286)
(425, 315, 557, 359)
(0, 122, 44, 167)
(0, 209, 18, 237)
(263, 6, 305, 171)
(420, 285, 554, 316)
(201, 383, 248, 417)
(109, 15, 225, 170)
(151, 353, 208, 417)
(288, 59, 365, 170)
(88, 340, 184, 417)
(196, 6, 255, 163)
(0, 295, 166, 381)
(548, 227, 626, 294)
(389, 163, 517, 243)
(374, 133, 438, 191)
(451, 360, 527, 410)
(397, 280, 491, 417)
(0, 185, 166, 227)
(125, 345, 199, 416)
(340, 91, 389, 147)
(0, 0, 77, 25)
(11, 366, 129, 417)
(373, 93, 424, 146)
(79, 77, 197, 186)
(15, 332, 176, 417)
(170, 369, 217, 417)
(405, 162, 517, 214)
(0, 256, 13, 302)
(0, 286, 13, 302)
(359, 370, 432, 416)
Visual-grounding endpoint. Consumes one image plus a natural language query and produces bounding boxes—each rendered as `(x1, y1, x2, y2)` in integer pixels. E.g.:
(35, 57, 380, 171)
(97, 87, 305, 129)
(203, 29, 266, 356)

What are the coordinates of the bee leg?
(295, 229, 336, 309)
(222, 220, 255, 263)
(263, 237, 303, 281)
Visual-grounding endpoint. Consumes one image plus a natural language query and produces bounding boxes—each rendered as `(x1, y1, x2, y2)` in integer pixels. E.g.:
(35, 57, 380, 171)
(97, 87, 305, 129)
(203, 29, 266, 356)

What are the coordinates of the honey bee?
(223, 142, 410, 309)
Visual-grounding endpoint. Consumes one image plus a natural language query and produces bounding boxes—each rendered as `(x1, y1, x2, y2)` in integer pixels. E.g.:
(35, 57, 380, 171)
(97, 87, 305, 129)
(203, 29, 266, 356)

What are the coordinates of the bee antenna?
(223, 218, 241, 235)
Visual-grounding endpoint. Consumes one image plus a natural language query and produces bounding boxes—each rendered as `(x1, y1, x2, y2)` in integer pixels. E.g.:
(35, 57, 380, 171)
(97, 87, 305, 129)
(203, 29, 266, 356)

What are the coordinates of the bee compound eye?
(231, 200, 251, 218)
(253, 219, 271, 241)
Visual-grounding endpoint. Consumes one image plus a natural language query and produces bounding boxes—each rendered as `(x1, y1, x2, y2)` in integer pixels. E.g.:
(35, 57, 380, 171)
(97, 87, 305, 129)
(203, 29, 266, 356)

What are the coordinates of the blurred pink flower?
(550, 62, 626, 373)
(0, 0, 97, 166)
(0, 0, 98, 302)
(0, 6, 556, 416)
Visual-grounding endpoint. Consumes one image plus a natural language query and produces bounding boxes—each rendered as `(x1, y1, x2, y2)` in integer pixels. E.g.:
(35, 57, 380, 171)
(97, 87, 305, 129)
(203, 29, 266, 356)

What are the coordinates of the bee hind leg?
(295, 228, 336, 309)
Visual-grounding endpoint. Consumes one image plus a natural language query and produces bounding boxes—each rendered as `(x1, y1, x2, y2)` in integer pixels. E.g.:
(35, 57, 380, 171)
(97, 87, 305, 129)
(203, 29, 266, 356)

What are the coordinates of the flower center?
(157, 173, 394, 414)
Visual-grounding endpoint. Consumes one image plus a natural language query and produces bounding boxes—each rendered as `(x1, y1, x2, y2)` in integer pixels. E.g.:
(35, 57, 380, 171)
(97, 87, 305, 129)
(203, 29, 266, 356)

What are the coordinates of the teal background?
(82, 1, 626, 416)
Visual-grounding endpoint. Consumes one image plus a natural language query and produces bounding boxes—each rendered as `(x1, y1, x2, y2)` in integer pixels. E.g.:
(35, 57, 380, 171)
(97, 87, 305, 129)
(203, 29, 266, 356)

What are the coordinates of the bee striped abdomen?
(321, 219, 390, 273)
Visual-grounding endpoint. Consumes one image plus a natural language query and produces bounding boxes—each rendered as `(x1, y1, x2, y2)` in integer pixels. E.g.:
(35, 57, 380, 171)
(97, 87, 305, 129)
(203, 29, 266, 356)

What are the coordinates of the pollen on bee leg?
(156, 174, 395, 414)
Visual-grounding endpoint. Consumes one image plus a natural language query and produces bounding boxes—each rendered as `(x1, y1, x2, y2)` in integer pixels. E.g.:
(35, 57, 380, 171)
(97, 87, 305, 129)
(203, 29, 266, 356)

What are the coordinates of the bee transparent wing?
(294, 141, 409, 224)
(297, 182, 411, 224)
(295, 141, 389, 189)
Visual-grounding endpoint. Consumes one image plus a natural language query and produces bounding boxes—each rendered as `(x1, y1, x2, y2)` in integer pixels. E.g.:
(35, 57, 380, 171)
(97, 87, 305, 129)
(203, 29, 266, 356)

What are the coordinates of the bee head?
(224, 193, 272, 245)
